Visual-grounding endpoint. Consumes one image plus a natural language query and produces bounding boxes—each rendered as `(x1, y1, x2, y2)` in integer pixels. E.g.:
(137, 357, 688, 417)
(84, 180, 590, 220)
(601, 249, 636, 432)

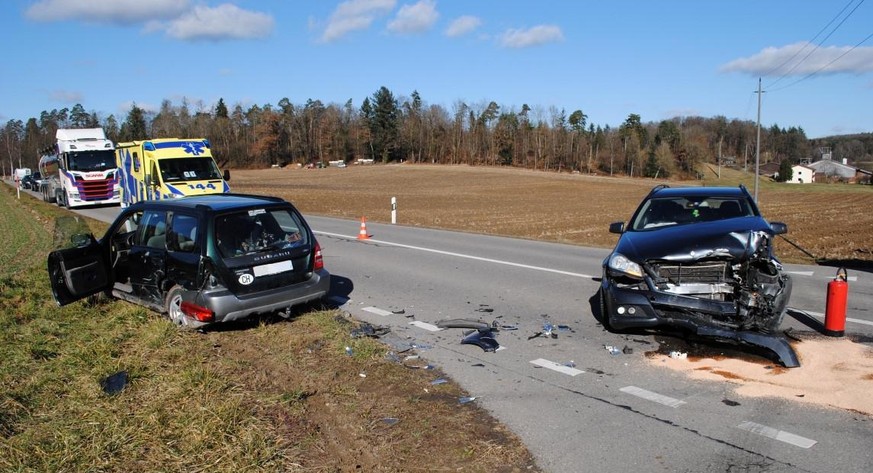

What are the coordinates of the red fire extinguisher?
(824, 268, 848, 337)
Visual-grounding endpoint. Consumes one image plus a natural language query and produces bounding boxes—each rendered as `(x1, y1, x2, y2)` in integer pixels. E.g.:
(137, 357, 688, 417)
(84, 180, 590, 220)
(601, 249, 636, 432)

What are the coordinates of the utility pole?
(754, 78, 763, 204)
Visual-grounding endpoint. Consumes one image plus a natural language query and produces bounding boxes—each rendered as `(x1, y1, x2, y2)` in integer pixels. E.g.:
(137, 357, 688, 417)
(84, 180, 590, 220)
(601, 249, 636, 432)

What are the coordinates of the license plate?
(253, 260, 293, 277)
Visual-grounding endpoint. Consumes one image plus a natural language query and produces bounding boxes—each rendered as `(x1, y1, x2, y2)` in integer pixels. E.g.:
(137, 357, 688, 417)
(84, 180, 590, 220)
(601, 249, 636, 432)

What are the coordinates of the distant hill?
(808, 133, 873, 171)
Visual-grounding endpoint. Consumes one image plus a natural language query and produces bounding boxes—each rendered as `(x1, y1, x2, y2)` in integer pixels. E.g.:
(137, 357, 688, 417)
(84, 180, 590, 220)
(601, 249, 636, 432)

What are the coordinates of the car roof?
(648, 185, 749, 199)
(130, 193, 288, 212)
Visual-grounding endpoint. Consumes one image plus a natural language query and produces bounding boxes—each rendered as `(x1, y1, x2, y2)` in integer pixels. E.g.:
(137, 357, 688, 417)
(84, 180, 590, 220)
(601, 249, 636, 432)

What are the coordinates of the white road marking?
(791, 309, 873, 327)
(736, 421, 817, 448)
(409, 321, 442, 332)
(362, 306, 393, 316)
(619, 386, 686, 408)
(786, 271, 856, 282)
(316, 231, 594, 279)
(530, 358, 584, 376)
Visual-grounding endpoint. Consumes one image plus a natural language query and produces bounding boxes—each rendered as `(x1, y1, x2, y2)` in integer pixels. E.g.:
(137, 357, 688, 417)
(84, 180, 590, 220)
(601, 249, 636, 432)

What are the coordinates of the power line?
(769, 29, 873, 92)
(765, 0, 866, 89)
(763, 0, 858, 80)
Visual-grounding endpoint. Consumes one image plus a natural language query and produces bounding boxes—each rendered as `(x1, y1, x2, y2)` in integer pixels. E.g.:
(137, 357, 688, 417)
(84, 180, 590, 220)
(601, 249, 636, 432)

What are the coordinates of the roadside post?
(824, 268, 848, 337)
(391, 196, 397, 224)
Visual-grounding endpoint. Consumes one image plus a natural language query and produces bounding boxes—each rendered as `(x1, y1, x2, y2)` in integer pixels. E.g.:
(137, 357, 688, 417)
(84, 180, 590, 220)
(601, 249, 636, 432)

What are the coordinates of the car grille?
(655, 262, 730, 285)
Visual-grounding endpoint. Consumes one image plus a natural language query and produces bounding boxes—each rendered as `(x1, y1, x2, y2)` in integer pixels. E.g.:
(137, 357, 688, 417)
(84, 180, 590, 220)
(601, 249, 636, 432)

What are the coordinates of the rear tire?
(164, 285, 192, 328)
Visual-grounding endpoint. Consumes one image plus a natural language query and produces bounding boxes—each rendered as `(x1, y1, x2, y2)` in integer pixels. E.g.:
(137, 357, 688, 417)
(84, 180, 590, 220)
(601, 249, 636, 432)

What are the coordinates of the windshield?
(67, 150, 116, 172)
(216, 208, 308, 258)
(158, 157, 223, 182)
(631, 196, 754, 231)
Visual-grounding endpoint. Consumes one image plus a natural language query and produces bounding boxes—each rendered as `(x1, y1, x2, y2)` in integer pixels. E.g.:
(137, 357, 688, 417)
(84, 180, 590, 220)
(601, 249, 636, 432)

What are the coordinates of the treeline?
(2, 86, 870, 178)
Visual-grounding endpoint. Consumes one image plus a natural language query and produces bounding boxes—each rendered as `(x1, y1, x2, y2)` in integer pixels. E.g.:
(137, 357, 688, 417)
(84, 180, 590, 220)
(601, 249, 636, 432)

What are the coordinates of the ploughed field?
(231, 164, 873, 266)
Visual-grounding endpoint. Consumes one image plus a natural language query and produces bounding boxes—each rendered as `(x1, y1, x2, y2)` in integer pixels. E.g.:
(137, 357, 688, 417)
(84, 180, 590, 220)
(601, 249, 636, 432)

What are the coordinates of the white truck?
(13, 168, 32, 186)
(39, 128, 120, 208)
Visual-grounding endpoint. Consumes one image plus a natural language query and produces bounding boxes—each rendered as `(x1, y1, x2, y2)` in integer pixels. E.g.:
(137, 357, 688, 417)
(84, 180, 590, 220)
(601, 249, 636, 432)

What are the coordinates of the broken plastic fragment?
(392, 309, 405, 314)
(100, 371, 128, 395)
(557, 324, 572, 332)
(430, 378, 448, 385)
(564, 361, 576, 368)
(461, 329, 500, 352)
(622, 346, 633, 355)
(459, 396, 476, 404)
(345, 346, 353, 356)
(669, 351, 687, 359)
(500, 324, 519, 331)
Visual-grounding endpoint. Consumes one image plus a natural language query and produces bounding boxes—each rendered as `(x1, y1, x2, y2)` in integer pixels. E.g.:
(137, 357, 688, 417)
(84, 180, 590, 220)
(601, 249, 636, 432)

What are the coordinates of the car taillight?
(181, 301, 214, 322)
(313, 241, 324, 271)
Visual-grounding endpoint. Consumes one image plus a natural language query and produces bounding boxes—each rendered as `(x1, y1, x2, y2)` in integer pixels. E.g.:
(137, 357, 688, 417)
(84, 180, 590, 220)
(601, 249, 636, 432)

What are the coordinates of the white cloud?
(387, 0, 438, 34)
(499, 25, 563, 48)
(164, 4, 274, 41)
(721, 42, 873, 76)
(49, 89, 83, 104)
(445, 15, 481, 38)
(26, 0, 189, 25)
(321, 0, 397, 42)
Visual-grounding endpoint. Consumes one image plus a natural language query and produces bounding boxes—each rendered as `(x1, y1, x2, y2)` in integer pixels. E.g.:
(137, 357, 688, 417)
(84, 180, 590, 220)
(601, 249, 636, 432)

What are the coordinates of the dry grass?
(231, 164, 873, 266)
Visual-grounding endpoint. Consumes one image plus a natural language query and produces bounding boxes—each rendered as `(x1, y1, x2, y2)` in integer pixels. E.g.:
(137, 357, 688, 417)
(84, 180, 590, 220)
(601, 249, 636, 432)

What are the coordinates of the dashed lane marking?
(530, 358, 584, 376)
(619, 386, 686, 408)
(408, 321, 442, 332)
(362, 306, 393, 316)
(737, 421, 817, 449)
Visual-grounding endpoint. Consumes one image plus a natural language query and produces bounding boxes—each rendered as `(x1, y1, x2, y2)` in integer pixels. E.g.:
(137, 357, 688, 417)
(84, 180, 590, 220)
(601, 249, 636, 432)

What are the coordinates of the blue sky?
(2, 0, 872, 139)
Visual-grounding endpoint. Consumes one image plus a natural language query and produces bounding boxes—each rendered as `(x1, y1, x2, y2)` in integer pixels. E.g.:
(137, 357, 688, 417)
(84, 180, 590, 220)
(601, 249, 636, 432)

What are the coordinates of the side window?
(169, 214, 199, 253)
(137, 211, 168, 249)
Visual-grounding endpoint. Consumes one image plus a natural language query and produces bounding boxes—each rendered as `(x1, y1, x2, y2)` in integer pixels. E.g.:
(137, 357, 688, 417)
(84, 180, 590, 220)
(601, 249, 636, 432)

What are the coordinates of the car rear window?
(632, 197, 753, 230)
(216, 208, 309, 258)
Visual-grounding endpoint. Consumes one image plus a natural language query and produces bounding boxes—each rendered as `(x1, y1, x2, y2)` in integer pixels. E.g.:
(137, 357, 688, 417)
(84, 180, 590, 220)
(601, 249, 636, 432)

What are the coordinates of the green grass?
(0, 186, 318, 471)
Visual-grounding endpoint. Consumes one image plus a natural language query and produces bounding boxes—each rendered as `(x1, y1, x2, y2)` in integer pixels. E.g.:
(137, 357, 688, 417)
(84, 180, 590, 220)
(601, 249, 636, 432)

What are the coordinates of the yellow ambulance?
(116, 138, 230, 206)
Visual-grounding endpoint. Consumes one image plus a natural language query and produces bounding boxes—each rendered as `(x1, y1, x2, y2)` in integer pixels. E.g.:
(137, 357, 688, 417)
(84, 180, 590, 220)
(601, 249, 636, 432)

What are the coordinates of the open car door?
(47, 237, 111, 306)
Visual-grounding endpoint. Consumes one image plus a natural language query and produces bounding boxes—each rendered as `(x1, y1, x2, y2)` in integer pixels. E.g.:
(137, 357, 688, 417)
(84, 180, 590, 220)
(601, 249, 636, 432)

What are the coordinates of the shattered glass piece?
(458, 396, 476, 404)
(605, 345, 621, 356)
(543, 324, 557, 339)
(430, 378, 448, 385)
(381, 417, 400, 426)
(385, 352, 402, 363)
(669, 350, 687, 359)
(564, 361, 576, 368)
(410, 342, 432, 350)
(100, 370, 129, 395)
(345, 346, 353, 356)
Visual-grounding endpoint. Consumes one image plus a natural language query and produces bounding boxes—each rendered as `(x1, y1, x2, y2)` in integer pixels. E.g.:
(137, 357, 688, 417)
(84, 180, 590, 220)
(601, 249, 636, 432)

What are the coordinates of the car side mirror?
(770, 221, 788, 235)
(223, 169, 231, 181)
(70, 233, 93, 247)
(609, 222, 625, 234)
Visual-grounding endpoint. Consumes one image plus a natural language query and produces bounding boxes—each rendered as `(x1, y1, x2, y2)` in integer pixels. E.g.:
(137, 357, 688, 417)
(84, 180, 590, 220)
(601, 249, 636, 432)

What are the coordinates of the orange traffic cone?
(357, 217, 370, 240)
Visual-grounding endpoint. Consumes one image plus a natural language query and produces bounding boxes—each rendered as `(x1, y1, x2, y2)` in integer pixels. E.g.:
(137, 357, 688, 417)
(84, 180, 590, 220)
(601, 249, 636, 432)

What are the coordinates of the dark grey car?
(47, 194, 330, 328)
(600, 184, 793, 339)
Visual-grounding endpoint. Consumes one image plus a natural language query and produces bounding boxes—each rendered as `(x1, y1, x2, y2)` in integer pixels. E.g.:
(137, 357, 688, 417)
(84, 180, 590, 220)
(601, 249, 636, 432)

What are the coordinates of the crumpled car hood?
(615, 216, 776, 263)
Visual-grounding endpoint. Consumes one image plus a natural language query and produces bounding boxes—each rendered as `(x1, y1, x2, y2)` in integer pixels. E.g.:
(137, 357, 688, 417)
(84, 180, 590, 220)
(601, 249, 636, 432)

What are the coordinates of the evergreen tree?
(215, 98, 229, 119)
(119, 103, 148, 141)
(778, 159, 793, 182)
(370, 86, 399, 162)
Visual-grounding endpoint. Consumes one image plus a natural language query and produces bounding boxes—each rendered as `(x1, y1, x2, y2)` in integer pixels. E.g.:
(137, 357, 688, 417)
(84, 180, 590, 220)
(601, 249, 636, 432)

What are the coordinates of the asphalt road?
(13, 185, 873, 472)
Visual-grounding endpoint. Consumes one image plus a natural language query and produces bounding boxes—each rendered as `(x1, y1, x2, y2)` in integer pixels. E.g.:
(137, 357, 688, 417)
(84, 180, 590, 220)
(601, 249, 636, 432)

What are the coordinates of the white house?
(789, 164, 814, 184)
